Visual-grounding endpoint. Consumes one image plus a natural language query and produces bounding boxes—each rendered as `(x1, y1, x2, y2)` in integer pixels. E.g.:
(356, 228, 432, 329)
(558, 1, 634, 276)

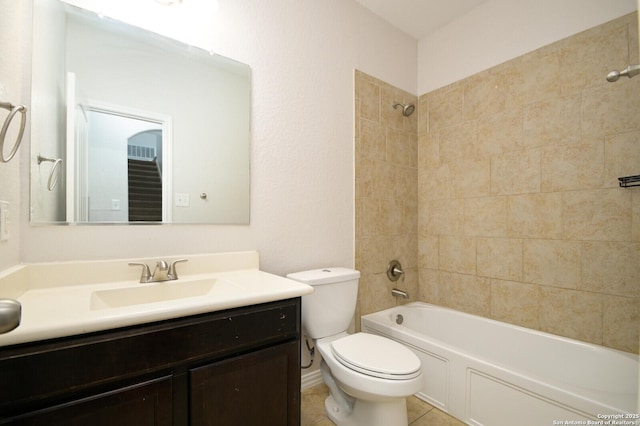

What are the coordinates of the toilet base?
(324, 394, 409, 426)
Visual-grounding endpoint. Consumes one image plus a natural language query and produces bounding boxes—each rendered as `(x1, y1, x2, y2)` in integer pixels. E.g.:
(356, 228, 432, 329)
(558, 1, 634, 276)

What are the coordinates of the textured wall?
(17, 0, 417, 277)
(354, 70, 418, 321)
(418, 13, 640, 353)
(0, 0, 29, 272)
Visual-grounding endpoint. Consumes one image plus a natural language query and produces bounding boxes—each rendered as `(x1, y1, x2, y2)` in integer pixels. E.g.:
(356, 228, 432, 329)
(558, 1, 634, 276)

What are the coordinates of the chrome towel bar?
(0, 101, 27, 163)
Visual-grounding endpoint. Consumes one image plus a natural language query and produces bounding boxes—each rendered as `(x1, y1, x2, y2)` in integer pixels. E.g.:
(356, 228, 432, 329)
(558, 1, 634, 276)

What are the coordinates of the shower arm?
(619, 64, 640, 79)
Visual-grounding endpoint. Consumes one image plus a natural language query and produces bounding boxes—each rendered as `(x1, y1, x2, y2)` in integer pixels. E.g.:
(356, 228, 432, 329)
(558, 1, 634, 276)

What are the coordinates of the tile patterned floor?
(301, 384, 465, 425)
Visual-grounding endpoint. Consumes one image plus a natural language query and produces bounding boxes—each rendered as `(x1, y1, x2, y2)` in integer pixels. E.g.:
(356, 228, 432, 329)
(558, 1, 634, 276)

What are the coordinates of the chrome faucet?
(129, 258, 188, 283)
(151, 260, 170, 282)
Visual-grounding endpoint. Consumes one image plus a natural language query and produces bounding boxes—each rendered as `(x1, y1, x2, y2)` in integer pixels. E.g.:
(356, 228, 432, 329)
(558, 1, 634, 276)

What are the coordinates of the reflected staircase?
(128, 159, 162, 221)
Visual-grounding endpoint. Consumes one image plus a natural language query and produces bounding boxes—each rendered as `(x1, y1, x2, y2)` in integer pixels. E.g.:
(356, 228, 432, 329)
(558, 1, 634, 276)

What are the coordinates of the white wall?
(18, 0, 418, 276)
(0, 0, 30, 272)
(418, 0, 638, 94)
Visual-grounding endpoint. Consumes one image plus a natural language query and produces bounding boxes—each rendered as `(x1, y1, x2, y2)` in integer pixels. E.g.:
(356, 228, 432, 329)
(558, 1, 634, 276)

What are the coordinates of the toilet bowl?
(287, 268, 423, 426)
(316, 332, 422, 426)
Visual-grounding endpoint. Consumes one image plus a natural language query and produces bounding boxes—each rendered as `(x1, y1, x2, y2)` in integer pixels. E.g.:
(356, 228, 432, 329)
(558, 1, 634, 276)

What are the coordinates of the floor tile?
(301, 384, 465, 426)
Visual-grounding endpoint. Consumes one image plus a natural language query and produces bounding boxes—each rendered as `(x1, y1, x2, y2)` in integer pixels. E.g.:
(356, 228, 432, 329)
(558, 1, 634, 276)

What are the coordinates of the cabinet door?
(4, 376, 172, 426)
(190, 341, 300, 426)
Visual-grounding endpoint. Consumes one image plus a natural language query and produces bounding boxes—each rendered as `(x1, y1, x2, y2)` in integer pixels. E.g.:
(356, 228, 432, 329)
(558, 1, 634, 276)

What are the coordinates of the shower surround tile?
(355, 70, 418, 320)
(605, 130, 640, 186)
(500, 49, 560, 107)
(475, 109, 525, 155)
(476, 238, 523, 282)
(490, 279, 540, 330)
(581, 241, 640, 298)
(523, 93, 582, 146)
(438, 271, 491, 317)
(450, 157, 490, 199)
(464, 196, 507, 238)
(558, 18, 629, 93)
(438, 236, 476, 275)
(523, 239, 581, 289)
(438, 122, 478, 163)
(414, 12, 640, 353)
(356, 12, 640, 354)
(581, 76, 640, 138)
(634, 192, 640, 242)
(490, 149, 541, 195)
(427, 85, 463, 132)
(507, 192, 562, 239)
(561, 189, 632, 241)
(541, 138, 605, 192)
(603, 296, 640, 353)
(539, 287, 604, 345)
(463, 71, 506, 121)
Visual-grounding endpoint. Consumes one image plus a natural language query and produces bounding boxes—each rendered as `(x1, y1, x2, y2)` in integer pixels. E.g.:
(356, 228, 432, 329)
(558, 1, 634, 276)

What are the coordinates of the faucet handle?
(129, 262, 151, 283)
(168, 258, 188, 280)
(386, 260, 405, 282)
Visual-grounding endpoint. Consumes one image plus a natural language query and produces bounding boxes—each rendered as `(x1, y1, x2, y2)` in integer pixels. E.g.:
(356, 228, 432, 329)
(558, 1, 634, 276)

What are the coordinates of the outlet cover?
(175, 193, 190, 207)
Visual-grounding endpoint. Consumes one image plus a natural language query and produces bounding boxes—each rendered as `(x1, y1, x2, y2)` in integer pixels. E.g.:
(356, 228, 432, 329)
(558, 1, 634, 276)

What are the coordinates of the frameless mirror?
(30, 0, 251, 224)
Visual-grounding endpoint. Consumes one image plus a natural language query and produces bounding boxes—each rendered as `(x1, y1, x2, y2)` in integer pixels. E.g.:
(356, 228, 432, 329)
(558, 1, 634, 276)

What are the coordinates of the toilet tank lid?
(287, 267, 360, 285)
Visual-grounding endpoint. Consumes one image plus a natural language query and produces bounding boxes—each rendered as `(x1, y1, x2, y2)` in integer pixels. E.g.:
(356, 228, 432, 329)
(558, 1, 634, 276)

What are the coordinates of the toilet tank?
(287, 268, 360, 339)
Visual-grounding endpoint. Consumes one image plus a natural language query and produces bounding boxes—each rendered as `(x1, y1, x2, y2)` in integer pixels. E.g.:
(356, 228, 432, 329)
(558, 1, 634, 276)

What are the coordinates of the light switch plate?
(175, 193, 190, 207)
(0, 201, 9, 242)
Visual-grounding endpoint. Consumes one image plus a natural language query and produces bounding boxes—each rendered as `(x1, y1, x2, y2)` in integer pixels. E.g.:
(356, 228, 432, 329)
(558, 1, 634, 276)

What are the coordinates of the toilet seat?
(331, 333, 421, 380)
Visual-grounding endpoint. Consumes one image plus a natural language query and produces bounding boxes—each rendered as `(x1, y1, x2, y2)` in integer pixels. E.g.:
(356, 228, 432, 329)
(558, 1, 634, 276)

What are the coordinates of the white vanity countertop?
(0, 252, 313, 347)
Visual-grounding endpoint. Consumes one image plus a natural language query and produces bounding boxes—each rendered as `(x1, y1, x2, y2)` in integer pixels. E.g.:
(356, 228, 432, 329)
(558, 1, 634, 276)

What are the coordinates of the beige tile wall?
(418, 12, 640, 353)
(355, 12, 639, 353)
(354, 70, 418, 322)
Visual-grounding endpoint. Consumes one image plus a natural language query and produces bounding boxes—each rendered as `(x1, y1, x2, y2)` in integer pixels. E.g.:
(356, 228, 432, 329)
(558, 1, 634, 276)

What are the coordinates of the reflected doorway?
(127, 129, 162, 221)
(73, 103, 172, 222)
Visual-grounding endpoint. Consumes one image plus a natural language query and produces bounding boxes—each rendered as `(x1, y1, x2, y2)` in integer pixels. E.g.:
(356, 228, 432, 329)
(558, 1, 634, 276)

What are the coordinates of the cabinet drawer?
(0, 298, 300, 417)
(3, 376, 172, 426)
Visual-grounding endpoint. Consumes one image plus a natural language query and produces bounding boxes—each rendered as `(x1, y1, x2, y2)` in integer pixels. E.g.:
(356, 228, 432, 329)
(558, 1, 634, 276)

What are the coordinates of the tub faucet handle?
(387, 260, 404, 282)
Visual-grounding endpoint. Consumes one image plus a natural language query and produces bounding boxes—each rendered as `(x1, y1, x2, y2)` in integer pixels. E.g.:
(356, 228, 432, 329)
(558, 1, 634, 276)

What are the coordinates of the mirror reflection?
(30, 0, 251, 224)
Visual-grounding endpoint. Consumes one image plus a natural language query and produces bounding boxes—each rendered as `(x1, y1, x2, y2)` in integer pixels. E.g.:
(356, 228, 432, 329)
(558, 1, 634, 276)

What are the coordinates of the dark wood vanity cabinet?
(0, 298, 301, 426)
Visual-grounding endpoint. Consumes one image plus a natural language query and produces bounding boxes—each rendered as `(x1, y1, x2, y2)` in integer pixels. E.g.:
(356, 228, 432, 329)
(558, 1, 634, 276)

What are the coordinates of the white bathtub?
(361, 302, 639, 426)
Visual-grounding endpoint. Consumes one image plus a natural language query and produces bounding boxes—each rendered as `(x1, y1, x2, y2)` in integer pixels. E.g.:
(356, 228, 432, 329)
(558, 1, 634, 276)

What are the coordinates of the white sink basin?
(0, 251, 314, 347)
(90, 278, 235, 310)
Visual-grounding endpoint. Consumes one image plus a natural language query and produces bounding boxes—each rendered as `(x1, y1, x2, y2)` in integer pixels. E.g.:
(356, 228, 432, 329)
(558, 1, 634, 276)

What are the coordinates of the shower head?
(393, 102, 415, 117)
(607, 70, 622, 82)
(606, 64, 640, 82)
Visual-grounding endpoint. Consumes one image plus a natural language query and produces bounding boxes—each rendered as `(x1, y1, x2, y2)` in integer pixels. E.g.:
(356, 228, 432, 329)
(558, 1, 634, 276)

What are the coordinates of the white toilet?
(287, 268, 422, 426)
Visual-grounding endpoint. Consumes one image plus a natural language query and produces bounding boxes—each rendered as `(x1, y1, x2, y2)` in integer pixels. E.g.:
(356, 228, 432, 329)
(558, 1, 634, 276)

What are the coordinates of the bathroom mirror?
(30, 0, 251, 224)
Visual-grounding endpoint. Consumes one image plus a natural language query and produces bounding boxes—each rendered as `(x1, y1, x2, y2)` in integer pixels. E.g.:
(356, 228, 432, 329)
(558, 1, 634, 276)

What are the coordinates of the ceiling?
(355, 0, 489, 40)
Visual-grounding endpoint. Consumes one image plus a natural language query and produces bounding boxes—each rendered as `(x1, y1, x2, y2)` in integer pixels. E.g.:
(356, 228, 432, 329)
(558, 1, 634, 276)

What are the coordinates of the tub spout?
(392, 288, 409, 298)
